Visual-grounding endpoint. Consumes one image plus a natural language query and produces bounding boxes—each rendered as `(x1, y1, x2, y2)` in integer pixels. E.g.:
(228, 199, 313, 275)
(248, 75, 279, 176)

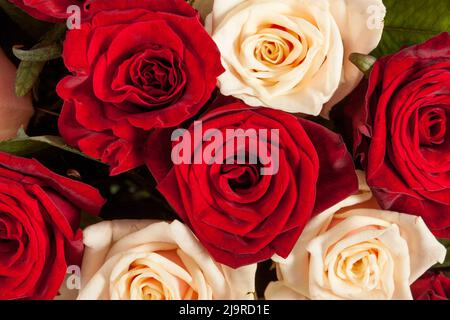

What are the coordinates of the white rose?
(78, 220, 257, 300)
(0, 47, 34, 140)
(206, 0, 385, 117)
(265, 173, 447, 300)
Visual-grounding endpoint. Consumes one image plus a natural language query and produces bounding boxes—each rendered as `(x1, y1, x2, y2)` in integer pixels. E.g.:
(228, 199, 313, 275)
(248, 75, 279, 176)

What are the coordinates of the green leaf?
(372, 0, 450, 57)
(15, 61, 46, 97)
(38, 23, 68, 46)
(80, 211, 103, 229)
(0, 128, 99, 162)
(15, 24, 66, 97)
(0, 0, 52, 39)
(433, 238, 450, 270)
(190, 0, 214, 21)
(13, 44, 62, 62)
(0, 132, 49, 155)
(349, 53, 377, 77)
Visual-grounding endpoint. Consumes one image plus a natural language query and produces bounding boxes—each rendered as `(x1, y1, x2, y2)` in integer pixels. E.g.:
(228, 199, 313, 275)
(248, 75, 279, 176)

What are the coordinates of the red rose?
(332, 33, 450, 237)
(146, 101, 358, 268)
(412, 272, 450, 300)
(57, 0, 224, 175)
(9, 0, 90, 22)
(0, 152, 105, 300)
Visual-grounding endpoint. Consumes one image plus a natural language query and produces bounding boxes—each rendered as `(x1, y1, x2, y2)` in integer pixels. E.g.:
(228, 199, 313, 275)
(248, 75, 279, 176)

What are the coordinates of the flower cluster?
(0, 0, 448, 301)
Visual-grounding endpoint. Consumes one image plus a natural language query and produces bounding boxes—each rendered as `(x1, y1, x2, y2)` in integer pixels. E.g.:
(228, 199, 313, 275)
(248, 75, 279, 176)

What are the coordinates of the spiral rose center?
(132, 57, 179, 94)
(222, 164, 260, 191)
(127, 264, 167, 300)
(112, 252, 199, 300)
(243, 24, 307, 73)
(139, 61, 172, 90)
(0, 218, 19, 256)
(331, 242, 390, 293)
(418, 107, 447, 146)
(255, 35, 290, 65)
(0, 238, 18, 256)
(338, 251, 379, 289)
(120, 47, 186, 107)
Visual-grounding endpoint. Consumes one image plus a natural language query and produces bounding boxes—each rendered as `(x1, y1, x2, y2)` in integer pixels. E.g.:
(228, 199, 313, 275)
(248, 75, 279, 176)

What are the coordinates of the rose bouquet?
(0, 0, 448, 301)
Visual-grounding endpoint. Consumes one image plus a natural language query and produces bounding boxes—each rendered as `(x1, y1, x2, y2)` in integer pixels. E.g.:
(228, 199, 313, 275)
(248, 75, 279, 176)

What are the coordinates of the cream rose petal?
(222, 265, 258, 300)
(81, 220, 153, 287)
(265, 281, 308, 300)
(172, 221, 257, 299)
(206, 0, 245, 31)
(322, 0, 386, 117)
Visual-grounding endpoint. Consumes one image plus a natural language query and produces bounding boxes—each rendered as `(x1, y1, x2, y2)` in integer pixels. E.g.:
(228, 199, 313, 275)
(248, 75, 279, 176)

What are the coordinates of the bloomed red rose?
(146, 100, 358, 268)
(412, 272, 450, 300)
(57, 0, 224, 175)
(0, 152, 105, 300)
(9, 0, 90, 22)
(332, 33, 450, 237)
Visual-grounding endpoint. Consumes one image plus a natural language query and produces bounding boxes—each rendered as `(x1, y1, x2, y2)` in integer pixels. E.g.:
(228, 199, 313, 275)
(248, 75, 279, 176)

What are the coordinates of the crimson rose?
(146, 101, 358, 268)
(58, 0, 224, 175)
(332, 33, 450, 237)
(9, 0, 90, 22)
(0, 152, 105, 300)
(412, 272, 450, 300)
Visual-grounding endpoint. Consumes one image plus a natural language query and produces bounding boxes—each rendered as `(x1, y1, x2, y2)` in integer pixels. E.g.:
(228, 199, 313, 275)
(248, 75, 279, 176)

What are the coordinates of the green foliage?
(15, 24, 66, 97)
(372, 0, 450, 57)
(0, 128, 97, 161)
(434, 239, 450, 270)
(349, 53, 377, 77)
(13, 43, 62, 62)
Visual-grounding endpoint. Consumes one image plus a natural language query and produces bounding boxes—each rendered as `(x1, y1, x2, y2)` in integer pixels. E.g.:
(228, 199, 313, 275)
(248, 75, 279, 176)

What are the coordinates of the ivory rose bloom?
(78, 220, 257, 300)
(206, 0, 385, 116)
(0, 47, 34, 140)
(265, 173, 447, 300)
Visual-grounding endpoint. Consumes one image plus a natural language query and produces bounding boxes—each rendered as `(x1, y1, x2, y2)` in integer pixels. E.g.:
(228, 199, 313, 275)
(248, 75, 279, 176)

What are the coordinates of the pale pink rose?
(0, 47, 34, 140)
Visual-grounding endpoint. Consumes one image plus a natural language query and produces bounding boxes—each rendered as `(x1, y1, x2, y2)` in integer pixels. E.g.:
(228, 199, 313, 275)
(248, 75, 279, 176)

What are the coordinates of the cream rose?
(0, 47, 34, 140)
(265, 173, 447, 300)
(78, 220, 257, 300)
(206, 0, 385, 117)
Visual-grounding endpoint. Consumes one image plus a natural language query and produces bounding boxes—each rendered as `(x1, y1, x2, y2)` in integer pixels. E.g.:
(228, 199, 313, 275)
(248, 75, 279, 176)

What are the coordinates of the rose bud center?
(222, 163, 261, 191)
(123, 47, 186, 108)
(331, 242, 390, 293)
(243, 24, 308, 74)
(419, 107, 447, 146)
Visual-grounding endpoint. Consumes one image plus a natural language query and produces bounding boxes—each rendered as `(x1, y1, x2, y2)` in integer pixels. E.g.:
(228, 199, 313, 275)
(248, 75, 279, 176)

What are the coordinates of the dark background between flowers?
(0, 0, 449, 297)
